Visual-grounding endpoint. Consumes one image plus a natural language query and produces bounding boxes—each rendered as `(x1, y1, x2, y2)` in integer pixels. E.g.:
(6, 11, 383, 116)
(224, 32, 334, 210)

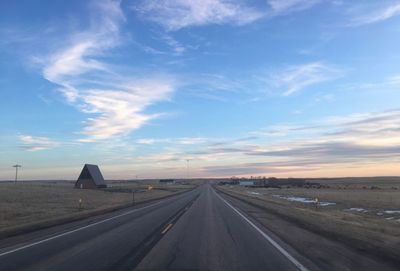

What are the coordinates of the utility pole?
(186, 159, 190, 180)
(12, 164, 22, 184)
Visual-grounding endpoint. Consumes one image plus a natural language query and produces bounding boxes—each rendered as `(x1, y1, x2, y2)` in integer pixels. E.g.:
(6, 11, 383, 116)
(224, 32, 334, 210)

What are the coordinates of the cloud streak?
(268, 62, 342, 96)
(266, 0, 320, 15)
(42, 0, 176, 141)
(134, 109, 400, 177)
(133, 0, 323, 31)
(133, 0, 264, 31)
(348, 2, 400, 26)
(19, 135, 59, 151)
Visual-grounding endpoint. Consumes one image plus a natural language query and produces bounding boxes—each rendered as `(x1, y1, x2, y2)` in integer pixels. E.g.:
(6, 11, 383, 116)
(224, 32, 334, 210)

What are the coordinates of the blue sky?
(1, 0, 400, 180)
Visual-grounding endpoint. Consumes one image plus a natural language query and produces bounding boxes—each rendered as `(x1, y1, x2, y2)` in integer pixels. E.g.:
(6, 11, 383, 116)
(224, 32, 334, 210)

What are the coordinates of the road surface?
(0, 184, 395, 271)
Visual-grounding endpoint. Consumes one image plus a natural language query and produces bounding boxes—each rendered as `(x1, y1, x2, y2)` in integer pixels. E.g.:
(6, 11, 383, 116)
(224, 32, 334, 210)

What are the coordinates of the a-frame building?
(75, 164, 107, 189)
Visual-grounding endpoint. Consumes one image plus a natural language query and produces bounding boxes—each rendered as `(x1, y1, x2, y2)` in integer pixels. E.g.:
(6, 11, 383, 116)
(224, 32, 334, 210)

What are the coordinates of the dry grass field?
(0, 181, 195, 232)
(217, 178, 400, 261)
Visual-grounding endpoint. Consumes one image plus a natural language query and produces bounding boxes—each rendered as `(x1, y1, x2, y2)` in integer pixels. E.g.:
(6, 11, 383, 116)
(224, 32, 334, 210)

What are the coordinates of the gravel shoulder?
(216, 185, 400, 270)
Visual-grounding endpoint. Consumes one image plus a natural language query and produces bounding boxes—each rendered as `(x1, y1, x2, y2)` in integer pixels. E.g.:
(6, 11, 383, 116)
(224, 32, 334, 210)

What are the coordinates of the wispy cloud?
(266, 0, 320, 15)
(160, 34, 186, 55)
(268, 62, 342, 96)
(77, 78, 175, 141)
(134, 109, 400, 177)
(248, 110, 400, 162)
(135, 137, 207, 145)
(347, 2, 400, 26)
(201, 110, 400, 176)
(133, 0, 264, 31)
(250, 124, 322, 137)
(248, 142, 400, 160)
(19, 135, 59, 151)
(136, 152, 185, 163)
(41, 0, 176, 141)
(136, 138, 158, 145)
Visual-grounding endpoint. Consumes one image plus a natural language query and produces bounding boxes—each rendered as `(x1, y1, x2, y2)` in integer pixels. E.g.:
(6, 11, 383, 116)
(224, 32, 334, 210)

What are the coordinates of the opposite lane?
(0, 187, 200, 271)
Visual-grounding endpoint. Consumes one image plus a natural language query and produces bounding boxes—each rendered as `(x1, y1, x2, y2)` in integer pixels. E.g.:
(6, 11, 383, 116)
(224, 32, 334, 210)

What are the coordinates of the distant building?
(218, 179, 239, 185)
(159, 179, 175, 184)
(75, 164, 107, 189)
(239, 180, 257, 186)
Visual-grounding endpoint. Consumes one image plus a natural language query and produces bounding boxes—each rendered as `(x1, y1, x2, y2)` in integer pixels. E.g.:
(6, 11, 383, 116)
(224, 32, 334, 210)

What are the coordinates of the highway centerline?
(214, 189, 309, 271)
(161, 223, 173, 234)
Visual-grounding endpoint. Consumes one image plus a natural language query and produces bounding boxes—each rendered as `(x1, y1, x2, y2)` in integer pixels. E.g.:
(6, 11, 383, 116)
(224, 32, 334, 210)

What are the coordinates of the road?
(136, 184, 307, 271)
(0, 183, 314, 271)
(0, 185, 312, 271)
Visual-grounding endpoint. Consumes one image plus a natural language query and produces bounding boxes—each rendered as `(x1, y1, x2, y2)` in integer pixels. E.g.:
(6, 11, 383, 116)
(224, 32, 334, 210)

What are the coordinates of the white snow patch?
(384, 210, 400, 214)
(386, 217, 395, 220)
(319, 202, 336, 206)
(273, 195, 336, 206)
(345, 208, 368, 213)
(247, 191, 261, 195)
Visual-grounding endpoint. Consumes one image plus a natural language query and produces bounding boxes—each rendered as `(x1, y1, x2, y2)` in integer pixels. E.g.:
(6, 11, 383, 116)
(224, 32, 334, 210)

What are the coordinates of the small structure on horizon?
(159, 179, 175, 184)
(239, 180, 258, 186)
(75, 164, 107, 189)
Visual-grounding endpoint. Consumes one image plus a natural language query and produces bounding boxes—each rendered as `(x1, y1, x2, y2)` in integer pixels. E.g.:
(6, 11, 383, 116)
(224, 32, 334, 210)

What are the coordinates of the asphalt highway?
(0, 184, 312, 271)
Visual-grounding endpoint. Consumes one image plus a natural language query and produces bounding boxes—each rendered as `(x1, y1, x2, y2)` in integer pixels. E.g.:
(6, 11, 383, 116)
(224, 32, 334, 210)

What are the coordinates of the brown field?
(217, 177, 400, 262)
(0, 180, 195, 232)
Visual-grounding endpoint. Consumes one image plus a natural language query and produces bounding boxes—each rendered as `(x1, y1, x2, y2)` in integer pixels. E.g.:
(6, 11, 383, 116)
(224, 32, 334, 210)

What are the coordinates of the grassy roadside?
(216, 185, 400, 264)
(0, 182, 195, 239)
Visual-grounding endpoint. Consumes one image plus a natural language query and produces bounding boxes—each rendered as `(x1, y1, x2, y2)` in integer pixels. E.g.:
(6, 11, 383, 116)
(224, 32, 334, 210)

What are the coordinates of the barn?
(75, 164, 107, 189)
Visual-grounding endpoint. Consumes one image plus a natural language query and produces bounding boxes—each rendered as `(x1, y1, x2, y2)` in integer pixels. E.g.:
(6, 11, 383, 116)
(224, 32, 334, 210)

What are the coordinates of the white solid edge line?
(214, 190, 309, 271)
(0, 198, 168, 257)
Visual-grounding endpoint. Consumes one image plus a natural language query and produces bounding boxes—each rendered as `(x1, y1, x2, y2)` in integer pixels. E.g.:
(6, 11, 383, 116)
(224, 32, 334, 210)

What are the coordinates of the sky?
(1, 0, 400, 180)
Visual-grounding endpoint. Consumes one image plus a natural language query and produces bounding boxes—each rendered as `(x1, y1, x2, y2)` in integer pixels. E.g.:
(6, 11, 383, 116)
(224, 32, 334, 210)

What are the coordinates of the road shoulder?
(216, 187, 398, 271)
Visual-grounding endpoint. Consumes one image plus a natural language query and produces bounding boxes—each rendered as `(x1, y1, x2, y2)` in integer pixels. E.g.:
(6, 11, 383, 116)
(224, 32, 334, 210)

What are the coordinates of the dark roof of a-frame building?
(76, 164, 107, 187)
